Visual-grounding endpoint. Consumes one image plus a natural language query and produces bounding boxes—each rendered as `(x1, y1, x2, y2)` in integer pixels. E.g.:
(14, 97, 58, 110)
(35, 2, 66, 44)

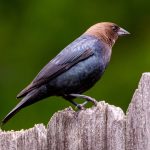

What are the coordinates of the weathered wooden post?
(126, 73, 150, 150)
(0, 73, 150, 150)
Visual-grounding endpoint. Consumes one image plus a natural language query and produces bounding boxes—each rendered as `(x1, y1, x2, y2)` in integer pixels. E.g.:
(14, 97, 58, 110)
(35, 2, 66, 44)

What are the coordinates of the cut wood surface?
(0, 73, 150, 150)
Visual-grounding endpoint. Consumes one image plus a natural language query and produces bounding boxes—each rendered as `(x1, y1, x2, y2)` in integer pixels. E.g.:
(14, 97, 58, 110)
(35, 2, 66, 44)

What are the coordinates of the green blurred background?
(0, 0, 150, 130)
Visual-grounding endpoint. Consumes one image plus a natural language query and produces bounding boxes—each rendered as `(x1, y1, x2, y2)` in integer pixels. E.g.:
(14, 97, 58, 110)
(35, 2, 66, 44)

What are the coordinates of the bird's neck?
(99, 33, 116, 47)
(84, 30, 117, 48)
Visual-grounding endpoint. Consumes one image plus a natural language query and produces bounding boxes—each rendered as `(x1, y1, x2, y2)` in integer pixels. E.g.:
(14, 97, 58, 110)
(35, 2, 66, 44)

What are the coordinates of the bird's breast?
(48, 53, 106, 94)
(47, 35, 112, 94)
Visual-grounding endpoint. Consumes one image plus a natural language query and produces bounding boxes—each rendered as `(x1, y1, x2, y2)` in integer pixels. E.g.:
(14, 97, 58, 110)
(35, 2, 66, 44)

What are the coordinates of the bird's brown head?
(85, 22, 130, 47)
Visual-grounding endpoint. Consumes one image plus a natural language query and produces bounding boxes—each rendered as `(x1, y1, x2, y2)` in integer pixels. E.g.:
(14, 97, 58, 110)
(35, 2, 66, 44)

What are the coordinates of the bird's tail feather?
(1, 87, 48, 125)
(1, 98, 28, 125)
(16, 84, 33, 98)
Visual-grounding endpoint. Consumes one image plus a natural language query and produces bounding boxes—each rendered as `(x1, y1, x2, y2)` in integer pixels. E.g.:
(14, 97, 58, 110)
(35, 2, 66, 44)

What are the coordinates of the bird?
(1, 22, 130, 125)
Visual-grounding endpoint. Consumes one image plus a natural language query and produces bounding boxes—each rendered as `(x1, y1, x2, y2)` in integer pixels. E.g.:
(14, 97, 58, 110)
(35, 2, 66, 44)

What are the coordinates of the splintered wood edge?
(47, 100, 125, 129)
(0, 101, 125, 150)
(46, 101, 125, 150)
(0, 101, 125, 133)
(126, 72, 150, 150)
(0, 124, 47, 150)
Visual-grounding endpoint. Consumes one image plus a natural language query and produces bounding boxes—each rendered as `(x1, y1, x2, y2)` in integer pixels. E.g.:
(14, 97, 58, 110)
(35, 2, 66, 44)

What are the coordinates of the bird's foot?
(65, 98, 86, 110)
(69, 94, 98, 106)
(75, 101, 88, 110)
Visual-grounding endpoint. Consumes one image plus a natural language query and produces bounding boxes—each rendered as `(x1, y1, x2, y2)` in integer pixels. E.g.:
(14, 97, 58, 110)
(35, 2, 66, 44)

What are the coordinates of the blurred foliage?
(0, 0, 150, 130)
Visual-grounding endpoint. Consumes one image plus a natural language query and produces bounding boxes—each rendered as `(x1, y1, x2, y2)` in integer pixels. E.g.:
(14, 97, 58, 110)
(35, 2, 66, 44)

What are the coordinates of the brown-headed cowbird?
(2, 22, 129, 125)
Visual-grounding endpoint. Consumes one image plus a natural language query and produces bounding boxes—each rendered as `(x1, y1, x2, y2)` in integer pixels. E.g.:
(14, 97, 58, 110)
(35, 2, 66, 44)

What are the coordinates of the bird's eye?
(112, 26, 118, 32)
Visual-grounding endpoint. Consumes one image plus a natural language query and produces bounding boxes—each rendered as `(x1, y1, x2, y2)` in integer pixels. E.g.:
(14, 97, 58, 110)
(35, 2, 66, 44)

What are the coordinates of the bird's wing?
(17, 36, 97, 98)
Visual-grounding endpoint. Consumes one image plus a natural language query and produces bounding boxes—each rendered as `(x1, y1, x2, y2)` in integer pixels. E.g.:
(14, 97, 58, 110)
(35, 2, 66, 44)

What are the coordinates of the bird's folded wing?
(17, 37, 96, 98)
(33, 47, 93, 86)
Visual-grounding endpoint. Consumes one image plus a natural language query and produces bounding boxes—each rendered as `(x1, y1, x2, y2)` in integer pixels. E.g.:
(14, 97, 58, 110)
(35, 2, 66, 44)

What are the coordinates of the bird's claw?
(75, 104, 85, 110)
(75, 101, 88, 110)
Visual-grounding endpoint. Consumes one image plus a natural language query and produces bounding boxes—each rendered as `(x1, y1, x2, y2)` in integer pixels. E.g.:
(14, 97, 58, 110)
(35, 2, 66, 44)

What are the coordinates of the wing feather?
(17, 36, 97, 98)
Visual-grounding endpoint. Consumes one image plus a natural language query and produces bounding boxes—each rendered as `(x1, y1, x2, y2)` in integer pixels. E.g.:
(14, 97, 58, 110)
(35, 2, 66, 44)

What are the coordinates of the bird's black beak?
(117, 27, 130, 36)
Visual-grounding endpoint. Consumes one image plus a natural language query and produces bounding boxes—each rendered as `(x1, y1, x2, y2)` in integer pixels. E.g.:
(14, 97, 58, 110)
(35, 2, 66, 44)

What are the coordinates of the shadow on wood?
(0, 73, 150, 150)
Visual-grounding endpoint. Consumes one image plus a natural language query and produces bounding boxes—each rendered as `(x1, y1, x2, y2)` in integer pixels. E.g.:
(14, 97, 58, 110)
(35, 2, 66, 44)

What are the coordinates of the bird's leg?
(63, 94, 90, 109)
(67, 99, 85, 110)
(69, 94, 98, 106)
